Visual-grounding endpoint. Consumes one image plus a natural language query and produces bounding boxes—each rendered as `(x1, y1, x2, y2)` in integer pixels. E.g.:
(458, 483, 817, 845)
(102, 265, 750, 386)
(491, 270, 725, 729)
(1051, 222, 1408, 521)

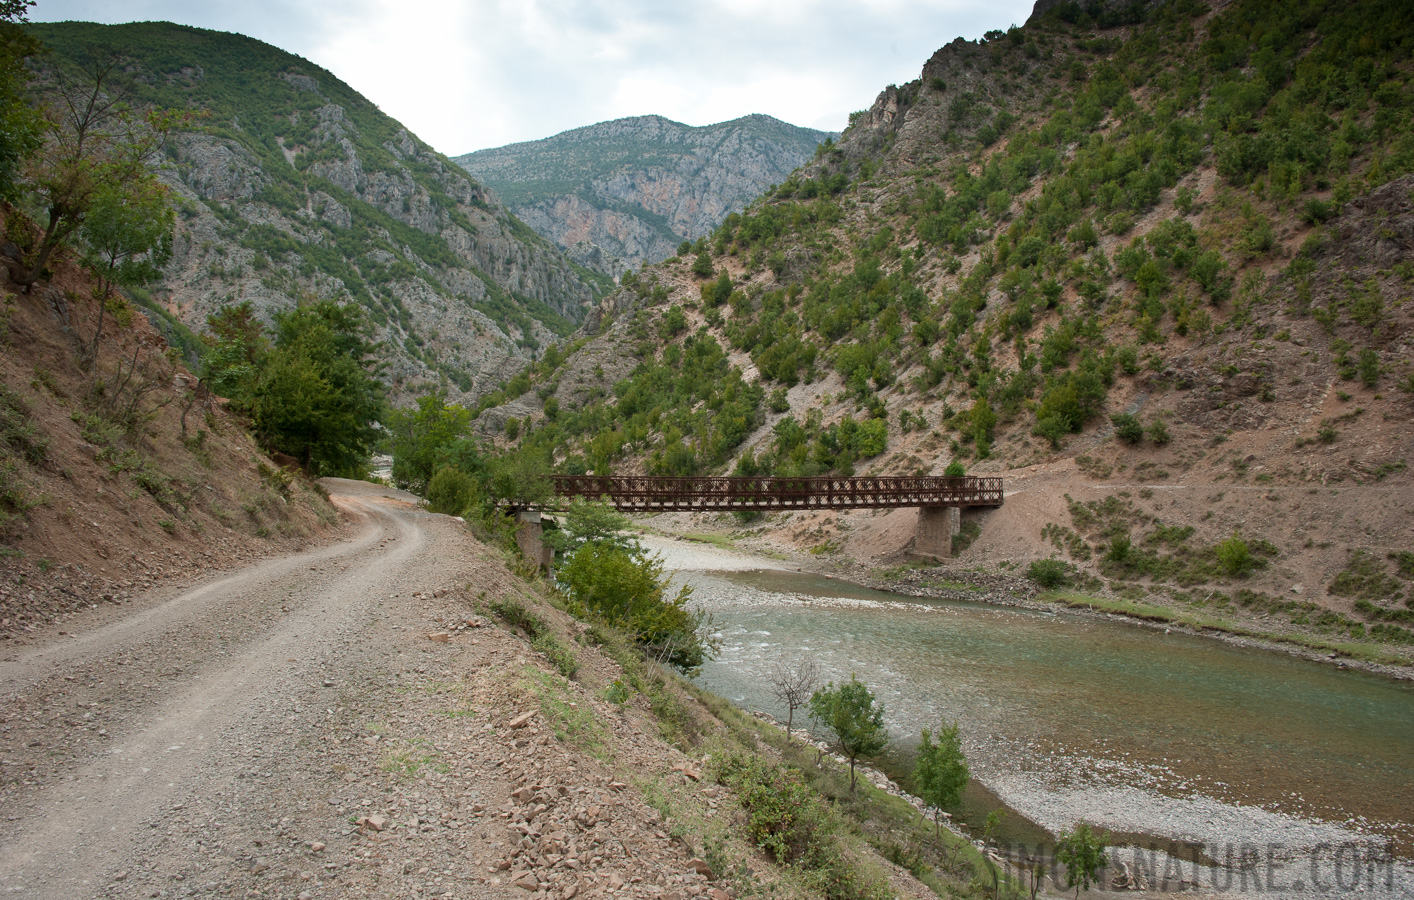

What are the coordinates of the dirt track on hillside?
(0, 481, 507, 898)
(0, 480, 738, 900)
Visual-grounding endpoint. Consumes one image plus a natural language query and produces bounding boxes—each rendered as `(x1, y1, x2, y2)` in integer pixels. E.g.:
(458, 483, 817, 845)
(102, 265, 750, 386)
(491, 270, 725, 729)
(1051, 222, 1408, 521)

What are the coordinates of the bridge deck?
(547, 475, 1003, 512)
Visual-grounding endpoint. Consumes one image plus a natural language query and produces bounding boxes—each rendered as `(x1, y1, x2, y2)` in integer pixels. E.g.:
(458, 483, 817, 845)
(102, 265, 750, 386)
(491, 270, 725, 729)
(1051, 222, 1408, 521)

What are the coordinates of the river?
(643, 535, 1414, 897)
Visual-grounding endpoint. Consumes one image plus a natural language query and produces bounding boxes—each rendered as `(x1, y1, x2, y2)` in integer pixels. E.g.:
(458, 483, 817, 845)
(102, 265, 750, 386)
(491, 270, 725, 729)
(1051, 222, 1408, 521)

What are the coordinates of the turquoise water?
(687, 568, 1414, 857)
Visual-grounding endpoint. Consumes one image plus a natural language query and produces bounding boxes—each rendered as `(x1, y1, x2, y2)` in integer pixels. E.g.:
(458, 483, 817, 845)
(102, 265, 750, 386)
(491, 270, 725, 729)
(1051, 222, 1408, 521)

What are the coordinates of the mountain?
(25, 21, 613, 406)
(455, 115, 833, 278)
(478, 0, 1414, 660)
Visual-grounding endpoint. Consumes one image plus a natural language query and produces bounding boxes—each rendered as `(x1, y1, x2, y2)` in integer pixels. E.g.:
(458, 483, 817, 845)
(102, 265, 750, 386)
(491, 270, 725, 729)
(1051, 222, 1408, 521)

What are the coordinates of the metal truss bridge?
(545, 475, 1004, 513)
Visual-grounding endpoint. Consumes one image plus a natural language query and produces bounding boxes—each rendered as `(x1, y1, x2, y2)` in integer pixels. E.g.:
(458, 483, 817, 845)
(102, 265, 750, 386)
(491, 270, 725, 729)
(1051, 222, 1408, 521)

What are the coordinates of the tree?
(0, 1, 42, 202)
(691, 250, 714, 278)
(943, 459, 966, 477)
(386, 391, 472, 494)
(1109, 412, 1143, 445)
(248, 298, 384, 476)
(808, 675, 888, 794)
(16, 48, 183, 290)
(768, 658, 818, 742)
(558, 542, 711, 673)
(913, 719, 969, 839)
(78, 177, 174, 370)
(544, 497, 635, 556)
(1055, 821, 1110, 898)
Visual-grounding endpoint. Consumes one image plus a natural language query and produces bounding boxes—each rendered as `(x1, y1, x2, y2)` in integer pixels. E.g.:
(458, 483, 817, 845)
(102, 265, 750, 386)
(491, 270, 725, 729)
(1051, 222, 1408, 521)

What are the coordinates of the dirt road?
(0, 481, 505, 898)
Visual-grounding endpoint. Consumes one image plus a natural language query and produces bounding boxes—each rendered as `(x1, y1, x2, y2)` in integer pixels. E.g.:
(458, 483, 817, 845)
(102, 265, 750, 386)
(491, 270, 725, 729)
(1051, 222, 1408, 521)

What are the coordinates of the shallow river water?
(646, 536, 1414, 896)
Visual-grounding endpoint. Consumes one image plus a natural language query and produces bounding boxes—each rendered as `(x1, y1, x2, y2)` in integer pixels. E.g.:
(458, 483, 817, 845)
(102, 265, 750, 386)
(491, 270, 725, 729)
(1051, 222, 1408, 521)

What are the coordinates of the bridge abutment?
(915, 505, 960, 560)
(514, 510, 555, 573)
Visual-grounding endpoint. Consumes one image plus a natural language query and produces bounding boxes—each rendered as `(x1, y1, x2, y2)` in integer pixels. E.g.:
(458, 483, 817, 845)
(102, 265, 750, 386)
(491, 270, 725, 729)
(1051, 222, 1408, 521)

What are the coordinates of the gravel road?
(0, 481, 502, 899)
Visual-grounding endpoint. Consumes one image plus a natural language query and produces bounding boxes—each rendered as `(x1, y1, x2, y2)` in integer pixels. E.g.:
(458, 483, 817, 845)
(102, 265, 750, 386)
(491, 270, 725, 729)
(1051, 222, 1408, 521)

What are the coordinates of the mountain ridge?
(456, 113, 833, 277)
(27, 20, 611, 406)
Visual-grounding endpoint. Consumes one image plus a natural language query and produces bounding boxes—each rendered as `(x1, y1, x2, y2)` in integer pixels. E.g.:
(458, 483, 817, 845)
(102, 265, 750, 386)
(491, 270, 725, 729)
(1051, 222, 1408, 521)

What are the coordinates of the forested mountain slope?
(455, 114, 833, 278)
(476, 0, 1414, 656)
(26, 22, 612, 405)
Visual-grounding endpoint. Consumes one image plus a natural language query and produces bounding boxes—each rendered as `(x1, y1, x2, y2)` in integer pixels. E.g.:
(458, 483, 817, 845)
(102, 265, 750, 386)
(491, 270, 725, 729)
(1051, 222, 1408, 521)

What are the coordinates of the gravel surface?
(0, 481, 742, 900)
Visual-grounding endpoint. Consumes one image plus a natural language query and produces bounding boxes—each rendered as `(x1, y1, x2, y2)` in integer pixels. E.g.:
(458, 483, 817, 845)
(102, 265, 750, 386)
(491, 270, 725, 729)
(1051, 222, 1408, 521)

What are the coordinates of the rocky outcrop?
(456, 114, 833, 277)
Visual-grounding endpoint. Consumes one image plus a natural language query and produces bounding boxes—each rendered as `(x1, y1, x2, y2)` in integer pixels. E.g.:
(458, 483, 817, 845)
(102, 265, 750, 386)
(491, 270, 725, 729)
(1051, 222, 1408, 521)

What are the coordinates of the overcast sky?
(30, 0, 1036, 156)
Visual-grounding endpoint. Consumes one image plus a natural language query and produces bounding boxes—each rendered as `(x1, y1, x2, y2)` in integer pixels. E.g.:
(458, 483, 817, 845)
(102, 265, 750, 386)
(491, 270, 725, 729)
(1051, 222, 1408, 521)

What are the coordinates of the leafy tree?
(809, 674, 888, 794)
(558, 542, 710, 673)
(248, 298, 384, 476)
(1216, 532, 1254, 577)
(943, 460, 966, 477)
(16, 48, 183, 289)
(386, 391, 472, 493)
(913, 719, 969, 838)
(78, 177, 174, 368)
(201, 300, 269, 405)
(1055, 821, 1110, 899)
(0, 1, 41, 201)
(544, 497, 635, 556)
(425, 465, 477, 515)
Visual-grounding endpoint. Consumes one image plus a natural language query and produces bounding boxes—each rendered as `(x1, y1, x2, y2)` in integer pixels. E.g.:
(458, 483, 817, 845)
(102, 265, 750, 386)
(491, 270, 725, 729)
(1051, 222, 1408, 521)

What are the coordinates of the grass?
(515, 664, 607, 756)
(1039, 590, 1414, 667)
(681, 532, 737, 551)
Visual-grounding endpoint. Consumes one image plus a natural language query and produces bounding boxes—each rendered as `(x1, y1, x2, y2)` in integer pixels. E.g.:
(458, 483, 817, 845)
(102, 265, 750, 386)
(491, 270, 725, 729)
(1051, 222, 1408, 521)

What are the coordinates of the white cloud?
(31, 0, 1035, 155)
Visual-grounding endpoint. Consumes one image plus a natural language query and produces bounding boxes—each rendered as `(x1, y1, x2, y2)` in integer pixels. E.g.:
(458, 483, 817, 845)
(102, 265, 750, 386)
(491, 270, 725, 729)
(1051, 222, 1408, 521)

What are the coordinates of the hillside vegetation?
(471, 0, 1414, 664)
(25, 22, 612, 404)
(456, 114, 833, 278)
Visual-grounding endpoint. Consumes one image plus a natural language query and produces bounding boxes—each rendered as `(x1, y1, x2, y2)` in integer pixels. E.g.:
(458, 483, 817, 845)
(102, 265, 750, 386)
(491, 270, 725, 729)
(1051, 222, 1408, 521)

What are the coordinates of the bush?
(425, 465, 477, 515)
(943, 460, 966, 477)
(1027, 558, 1074, 589)
(1216, 533, 1255, 577)
(1110, 412, 1144, 445)
(558, 543, 710, 673)
(1146, 419, 1171, 445)
(691, 251, 714, 278)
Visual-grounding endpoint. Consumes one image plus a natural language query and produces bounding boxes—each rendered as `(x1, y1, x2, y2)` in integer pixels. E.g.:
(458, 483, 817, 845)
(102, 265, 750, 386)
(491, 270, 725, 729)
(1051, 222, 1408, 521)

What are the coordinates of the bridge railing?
(545, 474, 1003, 511)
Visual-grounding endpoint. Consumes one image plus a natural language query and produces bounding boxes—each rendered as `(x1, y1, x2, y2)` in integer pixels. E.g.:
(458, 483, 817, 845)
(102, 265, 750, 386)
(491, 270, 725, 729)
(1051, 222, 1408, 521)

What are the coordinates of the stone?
(359, 813, 388, 832)
(687, 858, 713, 878)
(310, 841, 326, 852)
(508, 711, 536, 729)
(427, 631, 451, 642)
(511, 870, 539, 891)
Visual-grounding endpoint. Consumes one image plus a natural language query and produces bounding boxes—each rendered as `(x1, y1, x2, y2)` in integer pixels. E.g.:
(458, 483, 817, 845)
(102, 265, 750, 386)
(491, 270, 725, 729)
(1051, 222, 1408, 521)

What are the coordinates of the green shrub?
(1146, 420, 1171, 445)
(488, 596, 547, 637)
(943, 460, 966, 477)
(1216, 533, 1255, 577)
(426, 465, 477, 515)
(559, 543, 710, 673)
(1027, 558, 1074, 588)
(1111, 412, 1144, 445)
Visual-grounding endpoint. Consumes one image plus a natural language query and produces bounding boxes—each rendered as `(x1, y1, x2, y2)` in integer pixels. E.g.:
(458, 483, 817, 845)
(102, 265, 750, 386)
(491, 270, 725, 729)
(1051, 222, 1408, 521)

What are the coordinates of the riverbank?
(640, 522, 1414, 898)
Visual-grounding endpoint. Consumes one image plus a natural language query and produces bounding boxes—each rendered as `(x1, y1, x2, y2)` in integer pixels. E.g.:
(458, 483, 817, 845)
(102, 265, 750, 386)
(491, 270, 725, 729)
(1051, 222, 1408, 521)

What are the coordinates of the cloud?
(31, 0, 1035, 155)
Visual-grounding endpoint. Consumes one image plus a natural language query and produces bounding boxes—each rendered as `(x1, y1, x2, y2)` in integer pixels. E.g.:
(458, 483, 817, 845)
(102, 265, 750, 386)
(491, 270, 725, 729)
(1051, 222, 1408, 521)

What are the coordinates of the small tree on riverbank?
(768, 658, 818, 742)
(1056, 821, 1110, 899)
(913, 719, 969, 838)
(808, 675, 887, 794)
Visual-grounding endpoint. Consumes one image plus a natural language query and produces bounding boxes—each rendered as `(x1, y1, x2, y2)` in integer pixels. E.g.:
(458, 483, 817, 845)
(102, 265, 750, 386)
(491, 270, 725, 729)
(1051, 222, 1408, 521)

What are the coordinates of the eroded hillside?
(476, 0, 1414, 662)
(0, 215, 340, 641)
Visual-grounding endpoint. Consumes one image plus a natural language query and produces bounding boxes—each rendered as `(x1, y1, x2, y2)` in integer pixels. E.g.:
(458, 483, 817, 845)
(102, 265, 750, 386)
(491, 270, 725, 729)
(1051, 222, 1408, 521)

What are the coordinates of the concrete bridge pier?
(514, 510, 555, 573)
(915, 505, 960, 560)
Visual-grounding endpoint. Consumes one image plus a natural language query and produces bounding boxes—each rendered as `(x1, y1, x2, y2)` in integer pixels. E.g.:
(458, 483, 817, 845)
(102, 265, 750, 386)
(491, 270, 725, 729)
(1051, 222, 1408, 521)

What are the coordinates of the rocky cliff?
(28, 22, 612, 406)
(456, 115, 833, 278)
